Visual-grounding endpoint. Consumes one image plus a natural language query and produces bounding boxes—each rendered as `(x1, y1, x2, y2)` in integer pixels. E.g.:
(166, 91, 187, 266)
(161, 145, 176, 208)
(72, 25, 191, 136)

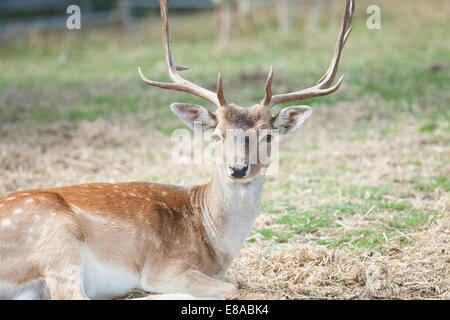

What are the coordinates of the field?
(0, 0, 448, 299)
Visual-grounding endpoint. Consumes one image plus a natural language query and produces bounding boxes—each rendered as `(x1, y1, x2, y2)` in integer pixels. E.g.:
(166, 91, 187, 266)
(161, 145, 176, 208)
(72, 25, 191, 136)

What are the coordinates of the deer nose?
(228, 164, 249, 178)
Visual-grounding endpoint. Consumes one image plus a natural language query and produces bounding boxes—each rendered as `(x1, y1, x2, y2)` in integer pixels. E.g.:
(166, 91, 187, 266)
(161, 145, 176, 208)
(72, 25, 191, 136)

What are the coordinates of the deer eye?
(266, 134, 273, 143)
(211, 134, 222, 141)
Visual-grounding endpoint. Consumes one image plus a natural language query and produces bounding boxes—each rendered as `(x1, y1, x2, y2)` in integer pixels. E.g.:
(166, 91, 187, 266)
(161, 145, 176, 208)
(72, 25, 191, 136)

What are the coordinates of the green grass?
(419, 122, 438, 133)
(390, 211, 439, 229)
(343, 185, 391, 200)
(315, 203, 370, 216)
(414, 176, 450, 193)
(20, 96, 148, 122)
(317, 229, 412, 254)
(1, 2, 449, 132)
(256, 191, 442, 253)
(260, 199, 297, 214)
(277, 211, 332, 233)
(252, 229, 293, 243)
(373, 201, 411, 212)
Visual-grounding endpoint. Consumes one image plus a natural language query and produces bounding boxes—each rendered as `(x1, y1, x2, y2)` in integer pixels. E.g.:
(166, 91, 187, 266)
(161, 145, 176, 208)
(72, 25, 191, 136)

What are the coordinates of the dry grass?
(230, 215, 449, 299)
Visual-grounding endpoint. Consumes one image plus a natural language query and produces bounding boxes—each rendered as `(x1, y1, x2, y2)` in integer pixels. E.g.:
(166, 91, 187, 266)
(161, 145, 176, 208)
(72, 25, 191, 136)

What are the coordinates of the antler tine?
(265, 0, 354, 108)
(217, 72, 228, 106)
(315, 0, 354, 88)
(262, 65, 273, 106)
(138, 0, 227, 108)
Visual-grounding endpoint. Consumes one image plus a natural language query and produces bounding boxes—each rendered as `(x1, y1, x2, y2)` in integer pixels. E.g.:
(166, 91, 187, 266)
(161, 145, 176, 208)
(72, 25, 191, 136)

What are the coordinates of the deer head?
(139, 0, 354, 183)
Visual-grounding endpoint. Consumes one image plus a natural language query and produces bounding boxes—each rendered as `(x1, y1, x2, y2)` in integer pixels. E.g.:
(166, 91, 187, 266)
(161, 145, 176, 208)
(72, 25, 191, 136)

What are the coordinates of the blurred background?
(0, 0, 448, 299)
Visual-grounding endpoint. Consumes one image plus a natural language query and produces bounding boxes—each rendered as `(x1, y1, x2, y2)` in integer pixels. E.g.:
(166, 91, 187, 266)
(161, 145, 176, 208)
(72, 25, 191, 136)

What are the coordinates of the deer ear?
(273, 106, 312, 135)
(170, 103, 217, 133)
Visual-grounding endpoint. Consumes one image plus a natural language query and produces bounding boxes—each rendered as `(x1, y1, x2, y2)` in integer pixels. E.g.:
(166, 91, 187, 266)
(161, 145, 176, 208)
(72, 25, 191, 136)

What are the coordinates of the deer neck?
(194, 167, 265, 274)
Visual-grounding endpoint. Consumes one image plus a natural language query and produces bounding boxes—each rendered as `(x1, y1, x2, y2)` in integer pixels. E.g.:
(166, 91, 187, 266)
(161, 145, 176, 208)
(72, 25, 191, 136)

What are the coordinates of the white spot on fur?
(147, 234, 161, 249)
(41, 226, 49, 237)
(25, 198, 34, 204)
(129, 193, 136, 197)
(13, 208, 23, 215)
(1, 219, 11, 226)
(161, 191, 168, 196)
(6, 197, 15, 201)
(0, 204, 4, 208)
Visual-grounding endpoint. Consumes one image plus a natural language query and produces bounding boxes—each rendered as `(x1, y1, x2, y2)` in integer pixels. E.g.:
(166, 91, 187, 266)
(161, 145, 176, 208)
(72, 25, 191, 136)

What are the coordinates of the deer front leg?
(131, 293, 197, 300)
(224, 276, 238, 287)
(142, 264, 238, 299)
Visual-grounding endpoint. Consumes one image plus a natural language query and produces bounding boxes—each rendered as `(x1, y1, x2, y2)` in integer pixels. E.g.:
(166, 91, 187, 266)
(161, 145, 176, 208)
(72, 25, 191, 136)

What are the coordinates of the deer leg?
(181, 270, 238, 298)
(38, 229, 88, 299)
(238, 0, 257, 49)
(45, 273, 87, 300)
(246, 12, 257, 49)
(216, 2, 233, 55)
(224, 276, 238, 287)
(131, 293, 197, 300)
(43, 253, 88, 300)
(142, 264, 238, 299)
(6, 278, 51, 300)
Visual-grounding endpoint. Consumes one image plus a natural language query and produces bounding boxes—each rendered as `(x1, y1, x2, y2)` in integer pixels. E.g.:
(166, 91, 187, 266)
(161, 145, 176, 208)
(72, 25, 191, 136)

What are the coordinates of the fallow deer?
(213, 0, 291, 54)
(214, 0, 256, 54)
(0, 0, 354, 299)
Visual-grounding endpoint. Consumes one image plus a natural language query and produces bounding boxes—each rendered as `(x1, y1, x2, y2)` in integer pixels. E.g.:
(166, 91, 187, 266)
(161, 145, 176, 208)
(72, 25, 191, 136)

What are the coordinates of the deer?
(213, 0, 337, 54)
(0, 0, 354, 300)
(213, 0, 298, 54)
(213, 0, 256, 55)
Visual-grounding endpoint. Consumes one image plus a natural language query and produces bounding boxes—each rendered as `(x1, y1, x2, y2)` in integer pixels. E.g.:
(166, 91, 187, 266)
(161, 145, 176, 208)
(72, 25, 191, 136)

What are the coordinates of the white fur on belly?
(82, 247, 139, 299)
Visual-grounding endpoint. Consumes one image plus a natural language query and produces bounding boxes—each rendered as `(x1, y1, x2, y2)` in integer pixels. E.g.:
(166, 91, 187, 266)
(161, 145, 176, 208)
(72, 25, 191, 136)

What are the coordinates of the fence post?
(116, 0, 131, 28)
(307, 0, 324, 30)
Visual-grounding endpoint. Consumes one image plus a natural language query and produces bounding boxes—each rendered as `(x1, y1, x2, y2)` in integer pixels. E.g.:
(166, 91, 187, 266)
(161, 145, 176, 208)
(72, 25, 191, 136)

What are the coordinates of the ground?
(0, 0, 448, 299)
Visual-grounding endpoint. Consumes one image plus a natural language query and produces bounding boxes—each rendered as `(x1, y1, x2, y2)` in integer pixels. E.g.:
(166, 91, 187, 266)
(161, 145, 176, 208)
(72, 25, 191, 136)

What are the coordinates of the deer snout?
(227, 164, 249, 178)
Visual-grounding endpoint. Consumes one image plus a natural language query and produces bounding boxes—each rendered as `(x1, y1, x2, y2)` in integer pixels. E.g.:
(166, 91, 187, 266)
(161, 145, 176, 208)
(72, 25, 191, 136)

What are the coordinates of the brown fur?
(217, 103, 273, 132)
(0, 181, 234, 298)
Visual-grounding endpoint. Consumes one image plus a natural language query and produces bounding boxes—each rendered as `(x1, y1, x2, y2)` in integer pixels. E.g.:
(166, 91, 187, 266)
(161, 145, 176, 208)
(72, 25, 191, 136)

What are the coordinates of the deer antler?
(262, 0, 354, 108)
(138, 0, 227, 108)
